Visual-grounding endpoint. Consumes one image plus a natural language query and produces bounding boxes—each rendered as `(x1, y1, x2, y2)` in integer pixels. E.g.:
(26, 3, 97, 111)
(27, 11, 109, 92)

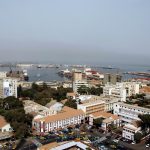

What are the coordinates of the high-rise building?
(0, 78, 18, 98)
(103, 73, 122, 85)
(72, 71, 88, 93)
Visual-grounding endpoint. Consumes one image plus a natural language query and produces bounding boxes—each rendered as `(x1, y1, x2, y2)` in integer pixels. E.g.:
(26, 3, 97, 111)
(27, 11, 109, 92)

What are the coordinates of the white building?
(122, 82, 140, 97)
(0, 78, 18, 98)
(73, 80, 88, 93)
(114, 102, 150, 124)
(103, 83, 127, 102)
(122, 122, 141, 141)
(33, 106, 85, 133)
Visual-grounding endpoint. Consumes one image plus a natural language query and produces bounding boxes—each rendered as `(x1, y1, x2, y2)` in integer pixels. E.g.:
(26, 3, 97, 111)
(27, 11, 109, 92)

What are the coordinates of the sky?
(0, 0, 150, 65)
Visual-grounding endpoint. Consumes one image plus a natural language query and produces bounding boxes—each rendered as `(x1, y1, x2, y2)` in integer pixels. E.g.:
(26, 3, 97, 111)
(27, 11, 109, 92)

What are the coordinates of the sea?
(0, 64, 150, 82)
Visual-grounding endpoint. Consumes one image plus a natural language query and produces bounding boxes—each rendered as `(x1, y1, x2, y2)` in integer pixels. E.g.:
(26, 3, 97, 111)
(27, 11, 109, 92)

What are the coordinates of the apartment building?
(33, 106, 85, 133)
(114, 102, 150, 124)
(103, 83, 127, 102)
(0, 78, 18, 98)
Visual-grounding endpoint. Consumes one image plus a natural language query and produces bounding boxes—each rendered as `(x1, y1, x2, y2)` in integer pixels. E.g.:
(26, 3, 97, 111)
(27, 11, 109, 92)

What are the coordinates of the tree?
(138, 114, 150, 129)
(64, 100, 77, 109)
(78, 85, 89, 94)
(134, 132, 143, 143)
(93, 118, 103, 127)
(17, 84, 22, 98)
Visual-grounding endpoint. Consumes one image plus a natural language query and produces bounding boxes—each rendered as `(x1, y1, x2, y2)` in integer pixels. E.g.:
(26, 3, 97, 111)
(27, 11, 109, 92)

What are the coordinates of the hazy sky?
(0, 0, 150, 65)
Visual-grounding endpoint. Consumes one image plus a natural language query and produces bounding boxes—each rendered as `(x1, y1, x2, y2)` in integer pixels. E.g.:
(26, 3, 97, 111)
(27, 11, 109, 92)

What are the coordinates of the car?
(113, 139, 119, 143)
(146, 144, 150, 148)
(131, 141, 136, 144)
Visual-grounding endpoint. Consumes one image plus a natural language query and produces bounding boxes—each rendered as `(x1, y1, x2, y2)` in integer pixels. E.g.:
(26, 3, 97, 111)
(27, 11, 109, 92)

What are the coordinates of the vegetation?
(64, 99, 77, 109)
(93, 118, 103, 127)
(0, 96, 33, 139)
(138, 114, 150, 129)
(78, 85, 103, 95)
(134, 132, 143, 143)
(18, 83, 72, 105)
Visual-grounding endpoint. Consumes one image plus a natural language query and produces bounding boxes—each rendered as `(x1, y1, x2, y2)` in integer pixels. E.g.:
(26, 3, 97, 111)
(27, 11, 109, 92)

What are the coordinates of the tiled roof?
(0, 116, 8, 128)
(34, 106, 85, 123)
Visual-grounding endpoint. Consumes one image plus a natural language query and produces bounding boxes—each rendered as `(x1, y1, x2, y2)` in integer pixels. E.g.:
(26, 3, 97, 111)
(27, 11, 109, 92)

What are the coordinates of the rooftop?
(117, 102, 150, 112)
(0, 116, 9, 128)
(34, 106, 85, 123)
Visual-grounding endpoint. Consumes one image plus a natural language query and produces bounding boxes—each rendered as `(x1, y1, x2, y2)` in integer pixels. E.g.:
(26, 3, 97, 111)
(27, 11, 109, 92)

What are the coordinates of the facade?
(103, 73, 122, 85)
(123, 82, 140, 97)
(114, 102, 150, 124)
(103, 83, 127, 102)
(122, 123, 141, 141)
(0, 78, 18, 98)
(89, 112, 121, 130)
(77, 96, 105, 116)
(33, 106, 85, 133)
(72, 71, 88, 93)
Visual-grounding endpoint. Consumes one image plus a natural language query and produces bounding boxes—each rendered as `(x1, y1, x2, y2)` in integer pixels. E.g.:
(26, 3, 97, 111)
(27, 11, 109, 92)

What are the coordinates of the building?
(0, 78, 18, 98)
(0, 116, 13, 140)
(66, 92, 77, 100)
(33, 106, 85, 133)
(114, 102, 150, 124)
(0, 72, 7, 78)
(24, 100, 58, 119)
(103, 83, 127, 102)
(89, 112, 121, 130)
(122, 82, 140, 97)
(38, 141, 92, 150)
(77, 95, 105, 116)
(72, 71, 88, 93)
(140, 86, 150, 95)
(122, 121, 141, 141)
(103, 73, 122, 85)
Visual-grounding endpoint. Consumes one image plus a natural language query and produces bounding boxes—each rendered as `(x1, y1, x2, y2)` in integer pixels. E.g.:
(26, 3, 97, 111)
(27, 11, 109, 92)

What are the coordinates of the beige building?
(89, 112, 121, 130)
(77, 96, 105, 116)
(33, 106, 85, 133)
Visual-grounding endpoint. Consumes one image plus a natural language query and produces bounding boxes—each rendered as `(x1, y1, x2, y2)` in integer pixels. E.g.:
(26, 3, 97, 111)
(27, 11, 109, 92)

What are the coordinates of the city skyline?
(0, 0, 150, 65)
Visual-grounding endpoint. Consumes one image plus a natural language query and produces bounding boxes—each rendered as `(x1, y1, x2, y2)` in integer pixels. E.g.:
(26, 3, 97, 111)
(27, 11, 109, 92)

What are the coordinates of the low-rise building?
(38, 141, 92, 150)
(114, 102, 150, 124)
(77, 95, 105, 116)
(89, 112, 121, 130)
(0, 116, 13, 140)
(66, 92, 77, 100)
(24, 100, 57, 119)
(122, 121, 141, 141)
(33, 106, 85, 133)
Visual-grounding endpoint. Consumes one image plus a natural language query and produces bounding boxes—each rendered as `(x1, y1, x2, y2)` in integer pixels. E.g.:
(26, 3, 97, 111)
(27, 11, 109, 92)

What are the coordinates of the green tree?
(64, 100, 77, 109)
(134, 132, 143, 143)
(78, 85, 89, 94)
(93, 118, 103, 127)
